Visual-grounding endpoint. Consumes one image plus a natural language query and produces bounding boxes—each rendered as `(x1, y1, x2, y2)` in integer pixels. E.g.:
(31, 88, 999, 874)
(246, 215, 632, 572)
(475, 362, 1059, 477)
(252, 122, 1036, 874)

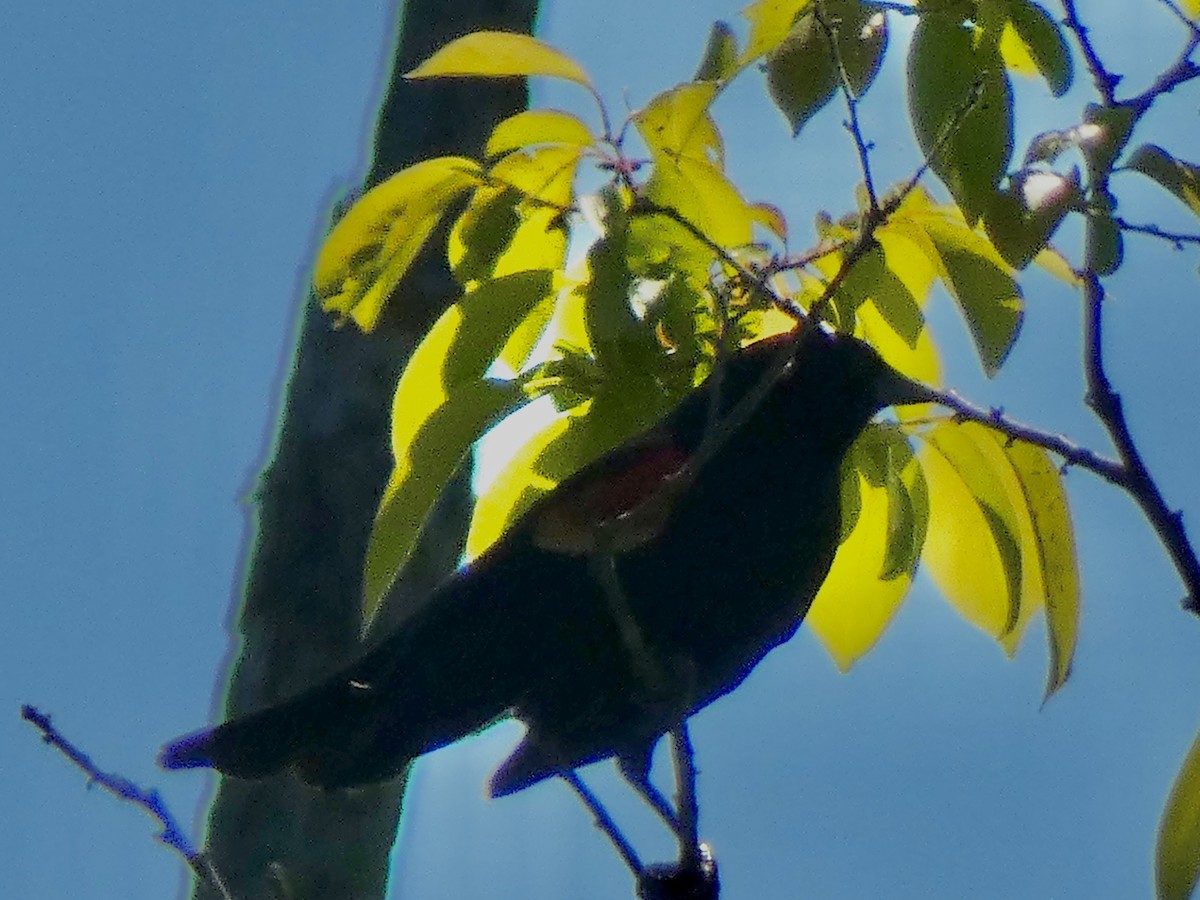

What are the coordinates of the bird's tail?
(159, 671, 407, 786)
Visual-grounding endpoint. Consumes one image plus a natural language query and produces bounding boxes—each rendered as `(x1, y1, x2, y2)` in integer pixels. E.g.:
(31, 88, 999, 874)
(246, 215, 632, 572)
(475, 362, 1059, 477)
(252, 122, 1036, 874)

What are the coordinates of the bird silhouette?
(161, 326, 932, 797)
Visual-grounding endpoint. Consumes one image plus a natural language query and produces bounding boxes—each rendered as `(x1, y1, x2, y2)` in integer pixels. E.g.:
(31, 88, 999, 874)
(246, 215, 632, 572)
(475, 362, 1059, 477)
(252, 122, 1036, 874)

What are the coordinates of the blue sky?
(4, 1, 1200, 898)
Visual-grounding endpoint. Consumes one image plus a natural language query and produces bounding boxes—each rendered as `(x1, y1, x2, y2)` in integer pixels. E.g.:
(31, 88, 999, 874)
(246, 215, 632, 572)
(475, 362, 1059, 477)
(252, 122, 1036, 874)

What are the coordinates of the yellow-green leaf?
(1158, 726, 1200, 900)
(363, 270, 557, 622)
(1129, 144, 1200, 221)
(1001, 438, 1079, 698)
(467, 389, 674, 560)
(486, 109, 595, 158)
(908, 14, 1014, 222)
(635, 82, 723, 165)
(1033, 246, 1079, 284)
(808, 462, 914, 671)
(448, 184, 569, 286)
(405, 31, 592, 88)
(898, 209, 1024, 375)
(741, 0, 814, 64)
(695, 20, 741, 82)
(920, 424, 1022, 639)
(315, 157, 482, 331)
(489, 144, 584, 209)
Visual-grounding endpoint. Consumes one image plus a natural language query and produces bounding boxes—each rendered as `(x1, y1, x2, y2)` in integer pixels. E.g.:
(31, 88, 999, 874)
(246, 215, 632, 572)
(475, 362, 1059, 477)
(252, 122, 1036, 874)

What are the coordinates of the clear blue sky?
(4, 2, 1200, 898)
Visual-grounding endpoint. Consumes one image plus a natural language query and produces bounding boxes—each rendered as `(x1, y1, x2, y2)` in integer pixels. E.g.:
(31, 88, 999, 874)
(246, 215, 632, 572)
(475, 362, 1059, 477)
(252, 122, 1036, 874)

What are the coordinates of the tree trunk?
(193, 2, 539, 897)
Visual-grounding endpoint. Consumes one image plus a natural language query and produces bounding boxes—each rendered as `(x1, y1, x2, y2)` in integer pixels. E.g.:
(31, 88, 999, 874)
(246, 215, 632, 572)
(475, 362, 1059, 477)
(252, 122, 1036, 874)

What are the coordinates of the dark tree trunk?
(193, 2, 540, 898)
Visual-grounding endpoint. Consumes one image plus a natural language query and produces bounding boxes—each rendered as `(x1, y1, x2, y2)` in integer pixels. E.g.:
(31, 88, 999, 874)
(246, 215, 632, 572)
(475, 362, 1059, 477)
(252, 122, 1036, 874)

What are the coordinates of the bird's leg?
(670, 723, 702, 870)
(618, 751, 681, 833)
(562, 770, 644, 878)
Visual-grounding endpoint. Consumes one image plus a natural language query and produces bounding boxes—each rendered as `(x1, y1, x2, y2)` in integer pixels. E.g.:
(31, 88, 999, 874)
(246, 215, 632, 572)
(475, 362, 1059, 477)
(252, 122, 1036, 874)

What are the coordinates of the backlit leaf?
(921, 422, 1024, 639)
(892, 204, 1023, 374)
(406, 31, 592, 88)
(1000, 438, 1079, 698)
(486, 109, 595, 158)
(741, 0, 814, 64)
(1158, 726, 1200, 900)
(363, 270, 556, 621)
(314, 157, 482, 331)
(695, 20, 741, 82)
(808, 454, 916, 671)
(448, 184, 569, 286)
(489, 144, 584, 208)
(467, 389, 674, 560)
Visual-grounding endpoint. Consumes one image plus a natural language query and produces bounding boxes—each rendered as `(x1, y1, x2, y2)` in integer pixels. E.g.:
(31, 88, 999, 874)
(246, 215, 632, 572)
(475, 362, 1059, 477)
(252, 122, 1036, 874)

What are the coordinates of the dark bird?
(160, 327, 932, 797)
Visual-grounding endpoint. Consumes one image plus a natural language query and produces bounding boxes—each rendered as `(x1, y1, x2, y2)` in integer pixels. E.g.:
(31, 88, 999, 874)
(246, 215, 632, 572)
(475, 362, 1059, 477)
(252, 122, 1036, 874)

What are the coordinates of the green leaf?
(486, 109, 595, 158)
(581, 191, 664, 384)
(984, 170, 1079, 269)
(881, 428, 929, 580)
(903, 210, 1024, 375)
(362, 270, 557, 623)
(826, 245, 924, 347)
(314, 157, 482, 331)
(1081, 103, 1138, 178)
(1128, 144, 1200, 221)
(405, 31, 592, 88)
(765, 0, 888, 135)
(1086, 202, 1124, 276)
(695, 20, 741, 82)
(999, 438, 1079, 699)
(999, 0, 1073, 96)
(908, 13, 1014, 222)
(1158, 726, 1200, 900)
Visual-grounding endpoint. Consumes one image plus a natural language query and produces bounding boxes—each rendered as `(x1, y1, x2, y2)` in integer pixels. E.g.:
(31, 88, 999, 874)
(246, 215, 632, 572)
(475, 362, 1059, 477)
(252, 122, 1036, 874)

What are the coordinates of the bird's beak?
(875, 365, 940, 411)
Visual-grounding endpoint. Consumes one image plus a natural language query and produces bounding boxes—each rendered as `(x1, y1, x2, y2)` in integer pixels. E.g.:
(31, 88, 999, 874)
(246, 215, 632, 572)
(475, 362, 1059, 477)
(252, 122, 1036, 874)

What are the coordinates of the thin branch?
(1127, 31, 1200, 113)
(1154, 0, 1200, 39)
(1078, 272, 1200, 613)
(1061, 0, 1121, 103)
(917, 393, 1124, 482)
(815, 1, 879, 212)
(20, 704, 235, 900)
(1115, 217, 1200, 248)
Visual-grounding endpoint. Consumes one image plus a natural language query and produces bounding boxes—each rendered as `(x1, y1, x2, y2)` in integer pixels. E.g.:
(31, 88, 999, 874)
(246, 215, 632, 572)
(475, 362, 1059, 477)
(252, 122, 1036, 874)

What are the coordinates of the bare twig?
(815, 1, 879, 213)
(1115, 218, 1200, 248)
(20, 704, 235, 900)
(1154, 0, 1200, 38)
(1061, 0, 1121, 103)
(1127, 32, 1200, 113)
(1078, 272, 1200, 613)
